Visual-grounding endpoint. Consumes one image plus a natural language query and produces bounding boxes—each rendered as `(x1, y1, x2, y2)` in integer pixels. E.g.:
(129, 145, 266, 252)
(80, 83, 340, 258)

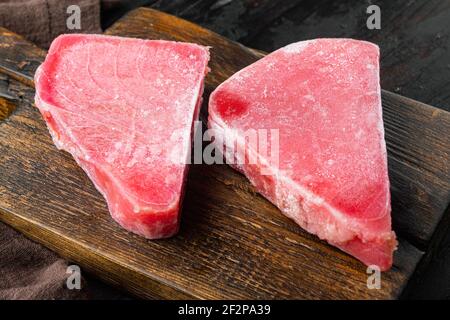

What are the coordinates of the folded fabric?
(0, 0, 101, 48)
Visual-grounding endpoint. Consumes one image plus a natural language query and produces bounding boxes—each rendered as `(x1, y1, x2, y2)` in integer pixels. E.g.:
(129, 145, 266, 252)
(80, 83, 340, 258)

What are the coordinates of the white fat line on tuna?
(181, 121, 280, 174)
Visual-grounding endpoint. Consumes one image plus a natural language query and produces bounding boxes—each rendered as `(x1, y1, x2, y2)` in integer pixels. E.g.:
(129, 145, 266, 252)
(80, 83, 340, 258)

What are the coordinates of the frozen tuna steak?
(35, 34, 209, 239)
(208, 39, 396, 270)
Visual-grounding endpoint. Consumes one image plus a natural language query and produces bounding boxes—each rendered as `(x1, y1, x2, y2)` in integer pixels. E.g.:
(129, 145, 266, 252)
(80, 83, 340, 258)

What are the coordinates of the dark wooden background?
(98, 0, 450, 299)
(0, 0, 447, 299)
(3, 5, 449, 299)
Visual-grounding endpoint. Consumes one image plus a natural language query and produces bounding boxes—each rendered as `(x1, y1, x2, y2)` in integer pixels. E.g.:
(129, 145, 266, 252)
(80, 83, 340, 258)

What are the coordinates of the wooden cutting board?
(0, 8, 449, 299)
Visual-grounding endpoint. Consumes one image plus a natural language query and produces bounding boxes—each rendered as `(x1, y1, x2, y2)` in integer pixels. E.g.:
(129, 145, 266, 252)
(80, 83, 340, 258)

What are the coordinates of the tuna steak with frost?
(35, 34, 209, 239)
(208, 38, 396, 270)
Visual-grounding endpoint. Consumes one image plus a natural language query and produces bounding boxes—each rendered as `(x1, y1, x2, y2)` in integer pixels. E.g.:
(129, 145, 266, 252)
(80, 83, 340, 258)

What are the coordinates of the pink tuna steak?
(208, 39, 396, 270)
(35, 34, 209, 239)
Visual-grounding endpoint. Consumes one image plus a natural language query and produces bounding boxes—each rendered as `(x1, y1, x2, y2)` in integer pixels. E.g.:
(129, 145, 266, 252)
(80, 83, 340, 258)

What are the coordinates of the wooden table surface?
(0, 1, 449, 299)
(0, 6, 449, 299)
(144, 0, 450, 300)
(18, 0, 447, 299)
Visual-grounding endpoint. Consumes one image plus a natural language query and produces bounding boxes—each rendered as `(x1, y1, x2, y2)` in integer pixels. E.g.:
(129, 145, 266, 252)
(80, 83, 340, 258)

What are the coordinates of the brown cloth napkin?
(0, 0, 101, 48)
(0, 222, 129, 299)
(0, 223, 89, 299)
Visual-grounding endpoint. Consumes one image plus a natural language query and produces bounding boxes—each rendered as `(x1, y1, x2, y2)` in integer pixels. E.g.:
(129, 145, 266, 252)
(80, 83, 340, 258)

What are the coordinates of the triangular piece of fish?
(35, 34, 209, 239)
(208, 39, 396, 270)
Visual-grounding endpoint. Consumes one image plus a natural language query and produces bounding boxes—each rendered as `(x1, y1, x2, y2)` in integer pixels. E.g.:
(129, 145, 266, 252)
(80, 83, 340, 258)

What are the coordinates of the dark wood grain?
(381, 90, 450, 248)
(148, 0, 306, 43)
(0, 97, 15, 121)
(0, 8, 449, 299)
(0, 74, 17, 121)
(0, 28, 44, 87)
